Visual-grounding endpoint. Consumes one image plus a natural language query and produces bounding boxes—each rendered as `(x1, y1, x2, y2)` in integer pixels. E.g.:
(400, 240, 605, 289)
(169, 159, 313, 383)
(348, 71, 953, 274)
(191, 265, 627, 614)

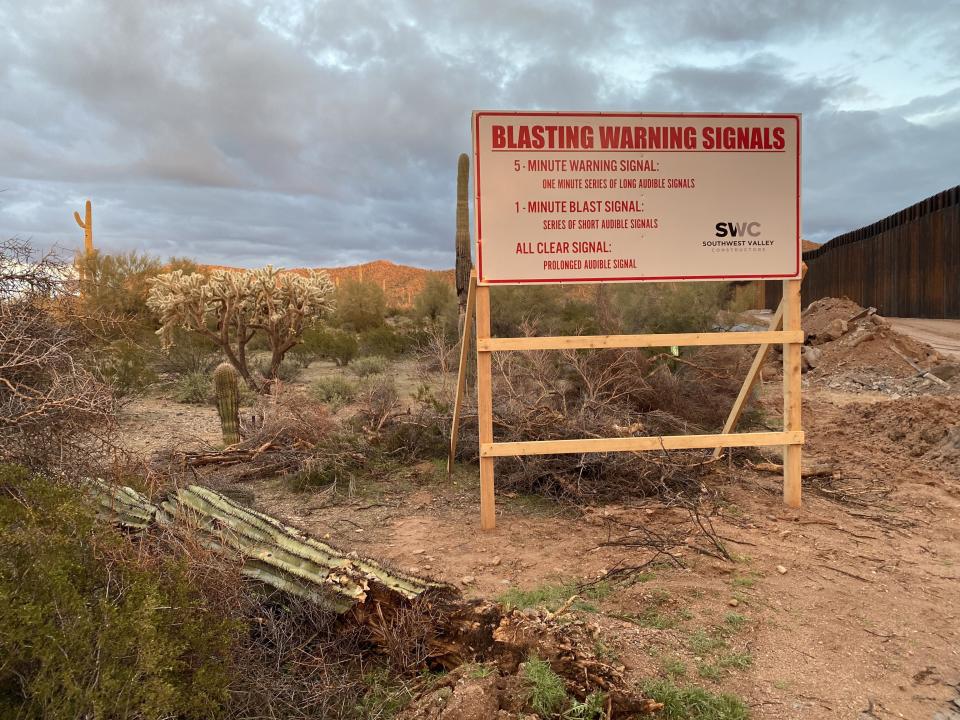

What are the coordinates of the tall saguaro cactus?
(214, 362, 241, 445)
(455, 154, 472, 323)
(74, 200, 94, 254)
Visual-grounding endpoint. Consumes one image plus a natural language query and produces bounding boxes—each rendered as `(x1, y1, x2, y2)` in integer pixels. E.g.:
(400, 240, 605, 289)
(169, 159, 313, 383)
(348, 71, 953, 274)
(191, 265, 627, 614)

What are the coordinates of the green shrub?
(0, 465, 236, 719)
(490, 285, 601, 336)
(254, 357, 301, 383)
(641, 679, 749, 720)
(310, 376, 359, 410)
(287, 342, 316, 368)
(175, 370, 212, 404)
(160, 328, 220, 374)
(615, 283, 725, 334)
(359, 326, 411, 357)
(76, 250, 165, 337)
(95, 339, 157, 396)
(305, 328, 359, 366)
(350, 355, 388, 377)
(523, 655, 567, 717)
(333, 279, 386, 332)
(413, 275, 457, 325)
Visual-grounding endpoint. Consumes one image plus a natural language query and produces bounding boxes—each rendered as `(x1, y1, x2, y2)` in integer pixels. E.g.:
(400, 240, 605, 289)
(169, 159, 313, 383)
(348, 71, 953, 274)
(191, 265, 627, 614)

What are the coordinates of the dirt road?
(888, 318, 960, 360)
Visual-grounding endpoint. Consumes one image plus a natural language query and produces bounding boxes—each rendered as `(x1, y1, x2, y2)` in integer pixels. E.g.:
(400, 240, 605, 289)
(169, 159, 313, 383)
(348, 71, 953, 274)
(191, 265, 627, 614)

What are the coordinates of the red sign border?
(472, 111, 802, 285)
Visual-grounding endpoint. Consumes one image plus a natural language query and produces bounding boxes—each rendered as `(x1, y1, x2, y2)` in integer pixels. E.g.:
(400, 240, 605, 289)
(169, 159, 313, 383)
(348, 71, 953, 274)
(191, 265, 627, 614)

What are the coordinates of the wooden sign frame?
(449, 269, 804, 530)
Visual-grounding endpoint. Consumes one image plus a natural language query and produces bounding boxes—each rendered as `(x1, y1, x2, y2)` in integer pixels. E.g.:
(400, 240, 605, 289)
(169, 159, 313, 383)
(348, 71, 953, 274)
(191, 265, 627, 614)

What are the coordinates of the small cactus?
(214, 362, 241, 445)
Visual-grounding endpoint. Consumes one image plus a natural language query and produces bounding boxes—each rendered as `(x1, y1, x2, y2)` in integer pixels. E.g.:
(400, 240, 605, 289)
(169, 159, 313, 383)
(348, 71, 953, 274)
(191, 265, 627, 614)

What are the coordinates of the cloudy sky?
(1, 0, 957, 269)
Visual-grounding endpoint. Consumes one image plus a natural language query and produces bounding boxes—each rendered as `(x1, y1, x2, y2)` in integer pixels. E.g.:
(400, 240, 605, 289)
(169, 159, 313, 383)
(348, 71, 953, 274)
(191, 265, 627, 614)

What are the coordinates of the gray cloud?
(0, 0, 958, 268)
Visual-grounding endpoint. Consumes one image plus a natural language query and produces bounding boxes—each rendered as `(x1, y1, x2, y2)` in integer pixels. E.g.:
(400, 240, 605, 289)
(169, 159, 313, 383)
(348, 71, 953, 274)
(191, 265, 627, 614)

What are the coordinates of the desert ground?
(116, 299, 960, 720)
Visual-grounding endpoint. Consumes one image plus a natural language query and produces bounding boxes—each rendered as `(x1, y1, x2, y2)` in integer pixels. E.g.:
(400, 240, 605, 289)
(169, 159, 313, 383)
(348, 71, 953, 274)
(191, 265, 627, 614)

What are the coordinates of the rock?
(870, 313, 890, 328)
(413, 549, 426, 555)
(728, 598, 739, 607)
(439, 677, 500, 720)
(824, 318, 848, 341)
(929, 364, 960, 381)
(804, 345, 823, 368)
(776, 565, 788, 575)
(489, 556, 502, 567)
(461, 575, 476, 585)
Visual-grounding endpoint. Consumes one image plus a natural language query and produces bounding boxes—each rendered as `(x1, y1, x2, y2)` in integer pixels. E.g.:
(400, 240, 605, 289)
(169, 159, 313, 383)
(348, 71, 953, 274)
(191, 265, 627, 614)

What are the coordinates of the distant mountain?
(802, 239, 820, 252)
(206, 259, 454, 307)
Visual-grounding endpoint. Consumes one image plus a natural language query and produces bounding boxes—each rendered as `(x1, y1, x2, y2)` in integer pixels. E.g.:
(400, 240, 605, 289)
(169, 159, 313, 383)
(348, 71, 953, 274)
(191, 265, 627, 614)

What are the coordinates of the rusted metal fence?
(763, 186, 960, 318)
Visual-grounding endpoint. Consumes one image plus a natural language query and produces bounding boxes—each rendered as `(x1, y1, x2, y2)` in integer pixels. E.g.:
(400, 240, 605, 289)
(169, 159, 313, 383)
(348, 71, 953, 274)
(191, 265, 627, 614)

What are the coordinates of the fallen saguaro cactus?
(85, 478, 158, 530)
(157, 484, 453, 613)
(85, 479, 453, 614)
(83, 479, 661, 714)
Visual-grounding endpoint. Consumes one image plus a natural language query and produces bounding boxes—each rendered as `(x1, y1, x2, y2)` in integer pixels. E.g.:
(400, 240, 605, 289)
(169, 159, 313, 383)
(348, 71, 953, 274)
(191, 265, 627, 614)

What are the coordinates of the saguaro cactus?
(214, 362, 241, 445)
(455, 154, 472, 320)
(73, 200, 94, 254)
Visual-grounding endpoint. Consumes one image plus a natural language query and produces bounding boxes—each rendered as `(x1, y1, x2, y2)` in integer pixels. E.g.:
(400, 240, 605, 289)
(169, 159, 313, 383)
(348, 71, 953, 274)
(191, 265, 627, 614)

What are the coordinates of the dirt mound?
(813, 395, 960, 483)
(856, 396, 960, 466)
(796, 297, 950, 396)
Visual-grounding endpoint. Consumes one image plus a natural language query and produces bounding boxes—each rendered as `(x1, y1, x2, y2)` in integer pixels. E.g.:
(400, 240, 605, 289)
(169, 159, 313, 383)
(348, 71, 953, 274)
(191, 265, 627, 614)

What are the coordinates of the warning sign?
(472, 112, 801, 285)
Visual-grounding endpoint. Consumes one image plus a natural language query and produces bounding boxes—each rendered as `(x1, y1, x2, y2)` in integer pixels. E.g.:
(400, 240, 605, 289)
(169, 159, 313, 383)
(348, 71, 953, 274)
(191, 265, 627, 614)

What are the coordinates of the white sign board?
(472, 111, 800, 285)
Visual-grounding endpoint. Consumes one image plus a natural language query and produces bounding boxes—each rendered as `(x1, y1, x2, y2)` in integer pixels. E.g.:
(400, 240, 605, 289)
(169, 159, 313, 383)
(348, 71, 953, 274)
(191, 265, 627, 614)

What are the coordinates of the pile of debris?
(770, 297, 956, 396)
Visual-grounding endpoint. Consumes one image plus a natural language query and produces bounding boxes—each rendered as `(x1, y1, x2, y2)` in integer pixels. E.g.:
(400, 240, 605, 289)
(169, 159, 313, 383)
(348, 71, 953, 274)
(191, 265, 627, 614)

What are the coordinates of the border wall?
(763, 186, 960, 318)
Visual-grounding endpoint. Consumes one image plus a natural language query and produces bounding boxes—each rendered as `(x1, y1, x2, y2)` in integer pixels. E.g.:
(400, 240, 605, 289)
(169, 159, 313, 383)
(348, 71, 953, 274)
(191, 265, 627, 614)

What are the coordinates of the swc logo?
(715, 221, 761, 238)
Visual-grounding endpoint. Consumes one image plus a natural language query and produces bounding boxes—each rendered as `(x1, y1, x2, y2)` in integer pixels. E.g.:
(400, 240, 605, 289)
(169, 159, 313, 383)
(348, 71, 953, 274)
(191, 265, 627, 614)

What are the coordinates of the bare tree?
(0, 238, 118, 472)
(147, 266, 335, 392)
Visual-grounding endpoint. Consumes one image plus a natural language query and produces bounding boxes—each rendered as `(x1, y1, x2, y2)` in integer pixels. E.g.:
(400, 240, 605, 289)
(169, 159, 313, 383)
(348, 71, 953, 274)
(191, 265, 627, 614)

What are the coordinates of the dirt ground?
(117, 326, 960, 719)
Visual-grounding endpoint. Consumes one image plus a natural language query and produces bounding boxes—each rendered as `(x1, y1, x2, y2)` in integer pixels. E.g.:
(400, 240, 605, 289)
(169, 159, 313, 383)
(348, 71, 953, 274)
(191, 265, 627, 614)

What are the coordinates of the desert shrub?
(255, 357, 302, 383)
(75, 249, 165, 337)
(355, 375, 400, 432)
(287, 342, 316, 368)
(359, 325, 411, 357)
(350, 355, 388, 377)
(491, 285, 601, 337)
(247, 389, 332, 447)
(307, 328, 359, 366)
(0, 465, 237, 719)
(311, 376, 359, 409)
(175, 370, 212, 404)
(94, 339, 158, 396)
(443, 344, 750, 502)
(725, 282, 760, 316)
(615, 282, 726, 334)
(333, 279, 386, 332)
(159, 328, 220, 375)
(413, 275, 457, 325)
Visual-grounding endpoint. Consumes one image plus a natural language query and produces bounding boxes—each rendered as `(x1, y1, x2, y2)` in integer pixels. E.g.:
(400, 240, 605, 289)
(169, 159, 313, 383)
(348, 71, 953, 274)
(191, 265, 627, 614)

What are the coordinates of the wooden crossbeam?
(481, 431, 804, 458)
(477, 330, 803, 352)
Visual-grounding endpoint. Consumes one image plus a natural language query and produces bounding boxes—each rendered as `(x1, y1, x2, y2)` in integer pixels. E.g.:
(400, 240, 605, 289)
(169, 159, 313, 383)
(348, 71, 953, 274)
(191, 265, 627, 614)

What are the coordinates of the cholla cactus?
(214, 362, 241, 445)
(147, 266, 335, 392)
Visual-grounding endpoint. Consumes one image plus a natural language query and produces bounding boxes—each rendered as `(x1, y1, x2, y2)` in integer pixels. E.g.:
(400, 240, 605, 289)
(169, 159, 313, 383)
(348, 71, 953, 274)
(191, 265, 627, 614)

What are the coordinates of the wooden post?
(711, 300, 784, 459)
(447, 271, 477, 476)
(782, 277, 803, 507)
(475, 282, 495, 530)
